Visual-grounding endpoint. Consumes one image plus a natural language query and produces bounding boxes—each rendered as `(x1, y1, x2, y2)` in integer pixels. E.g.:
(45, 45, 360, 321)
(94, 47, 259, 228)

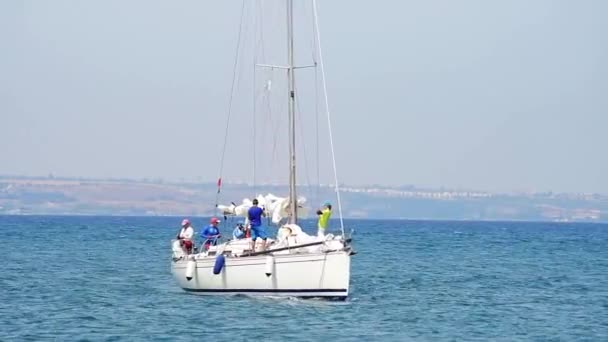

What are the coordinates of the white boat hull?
(171, 250, 351, 299)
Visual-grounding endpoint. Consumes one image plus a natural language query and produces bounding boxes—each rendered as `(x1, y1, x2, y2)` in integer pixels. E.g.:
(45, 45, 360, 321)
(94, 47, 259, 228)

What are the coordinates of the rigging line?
(268, 81, 284, 172)
(257, 0, 268, 67)
(300, 0, 320, 205)
(258, 2, 277, 185)
(258, 0, 274, 187)
(304, 0, 317, 63)
(216, 0, 247, 207)
(314, 56, 320, 206)
(252, 0, 258, 195)
(310, 0, 321, 207)
(253, 0, 272, 190)
(312, 0, 345, 237)
(294, 85, 313, 200)
(267, 74, 284, 170)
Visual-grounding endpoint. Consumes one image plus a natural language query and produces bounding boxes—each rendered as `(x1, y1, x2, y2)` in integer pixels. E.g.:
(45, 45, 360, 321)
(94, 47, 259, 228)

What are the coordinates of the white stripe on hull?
(172, 250, 351, 298)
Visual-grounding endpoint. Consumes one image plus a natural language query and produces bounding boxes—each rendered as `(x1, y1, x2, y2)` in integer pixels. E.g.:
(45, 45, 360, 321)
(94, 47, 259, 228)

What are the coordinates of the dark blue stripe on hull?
(182, 288, 348, 300)
(183, 288, 347, 293)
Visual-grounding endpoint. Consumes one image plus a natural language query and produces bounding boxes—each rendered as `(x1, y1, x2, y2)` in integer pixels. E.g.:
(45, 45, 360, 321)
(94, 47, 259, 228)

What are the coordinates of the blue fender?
(213, 255, 225, 275)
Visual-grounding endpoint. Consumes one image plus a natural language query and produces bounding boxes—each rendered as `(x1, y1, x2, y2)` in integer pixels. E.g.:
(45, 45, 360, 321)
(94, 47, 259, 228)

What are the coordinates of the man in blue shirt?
(248, 198, 267, 252)
(201, 217, 222, 250)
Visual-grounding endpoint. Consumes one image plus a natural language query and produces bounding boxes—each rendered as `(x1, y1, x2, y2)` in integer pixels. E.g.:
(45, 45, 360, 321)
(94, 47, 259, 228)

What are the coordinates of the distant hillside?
(0, 176, 606, 222)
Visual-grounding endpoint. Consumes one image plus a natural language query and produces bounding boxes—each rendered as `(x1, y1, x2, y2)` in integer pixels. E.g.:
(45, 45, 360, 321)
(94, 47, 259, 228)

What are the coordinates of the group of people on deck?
(176, 217, 222, 254)
(176, 200, 332, 255)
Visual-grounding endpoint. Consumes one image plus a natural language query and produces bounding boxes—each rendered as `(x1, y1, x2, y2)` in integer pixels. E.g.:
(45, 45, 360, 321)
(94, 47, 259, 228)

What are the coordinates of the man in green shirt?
(316, 202, 332, 238)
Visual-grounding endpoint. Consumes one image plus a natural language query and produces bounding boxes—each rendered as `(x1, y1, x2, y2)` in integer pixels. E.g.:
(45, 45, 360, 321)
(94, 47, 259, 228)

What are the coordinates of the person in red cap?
(200, 217, 222, 250)
(177, 219, 194, 254)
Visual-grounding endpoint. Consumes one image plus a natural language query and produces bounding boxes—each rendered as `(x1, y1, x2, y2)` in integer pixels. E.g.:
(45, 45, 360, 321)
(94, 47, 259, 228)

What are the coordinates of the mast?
(287, 0, 297, 224)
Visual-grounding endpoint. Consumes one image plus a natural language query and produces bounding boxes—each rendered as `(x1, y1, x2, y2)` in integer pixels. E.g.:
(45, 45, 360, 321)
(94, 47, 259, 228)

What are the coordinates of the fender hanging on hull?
(265, 255, 274, 277)
(185, 259, 196, 281)
(213, 255, 225, 275)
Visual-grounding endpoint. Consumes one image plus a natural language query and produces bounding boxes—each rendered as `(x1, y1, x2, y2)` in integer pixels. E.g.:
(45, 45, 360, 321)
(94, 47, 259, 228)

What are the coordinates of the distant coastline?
(1, 175, 606, 222)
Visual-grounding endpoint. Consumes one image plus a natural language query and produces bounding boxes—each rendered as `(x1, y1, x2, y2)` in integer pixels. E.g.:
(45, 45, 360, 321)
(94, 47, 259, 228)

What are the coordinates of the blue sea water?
(1, 216, 607, 341)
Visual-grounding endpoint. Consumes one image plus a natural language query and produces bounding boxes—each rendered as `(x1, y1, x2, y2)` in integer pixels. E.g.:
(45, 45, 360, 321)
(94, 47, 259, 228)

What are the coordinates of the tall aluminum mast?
(287, 0, 297, 224)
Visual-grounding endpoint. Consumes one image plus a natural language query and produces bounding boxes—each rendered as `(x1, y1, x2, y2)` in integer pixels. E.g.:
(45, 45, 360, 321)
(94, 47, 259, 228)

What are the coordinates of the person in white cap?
(177, 219, 194, 254)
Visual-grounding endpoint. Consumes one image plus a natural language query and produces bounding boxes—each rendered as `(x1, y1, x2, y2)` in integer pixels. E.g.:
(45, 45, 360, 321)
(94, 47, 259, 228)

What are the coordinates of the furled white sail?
(217, 194, 308, 224)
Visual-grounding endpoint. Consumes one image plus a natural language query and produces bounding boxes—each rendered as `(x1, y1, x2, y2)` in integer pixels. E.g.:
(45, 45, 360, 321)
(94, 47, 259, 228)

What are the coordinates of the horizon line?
(1, 173, 605, 197)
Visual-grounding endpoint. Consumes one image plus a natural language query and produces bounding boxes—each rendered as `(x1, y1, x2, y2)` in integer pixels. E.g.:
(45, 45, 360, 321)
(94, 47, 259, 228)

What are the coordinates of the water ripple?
(1, 216, 607, 341)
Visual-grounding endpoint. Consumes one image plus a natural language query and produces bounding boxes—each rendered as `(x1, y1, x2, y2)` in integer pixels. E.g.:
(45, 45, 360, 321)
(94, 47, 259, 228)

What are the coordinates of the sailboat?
(170, 0, 353, 299)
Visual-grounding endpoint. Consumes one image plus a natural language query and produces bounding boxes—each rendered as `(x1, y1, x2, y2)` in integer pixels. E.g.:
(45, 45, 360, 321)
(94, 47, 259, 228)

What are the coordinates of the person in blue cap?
(316, 202, 332, 238)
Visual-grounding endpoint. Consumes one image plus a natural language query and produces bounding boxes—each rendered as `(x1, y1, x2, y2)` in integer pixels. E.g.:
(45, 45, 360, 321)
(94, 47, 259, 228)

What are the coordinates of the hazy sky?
(1, 1, 607, 193)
